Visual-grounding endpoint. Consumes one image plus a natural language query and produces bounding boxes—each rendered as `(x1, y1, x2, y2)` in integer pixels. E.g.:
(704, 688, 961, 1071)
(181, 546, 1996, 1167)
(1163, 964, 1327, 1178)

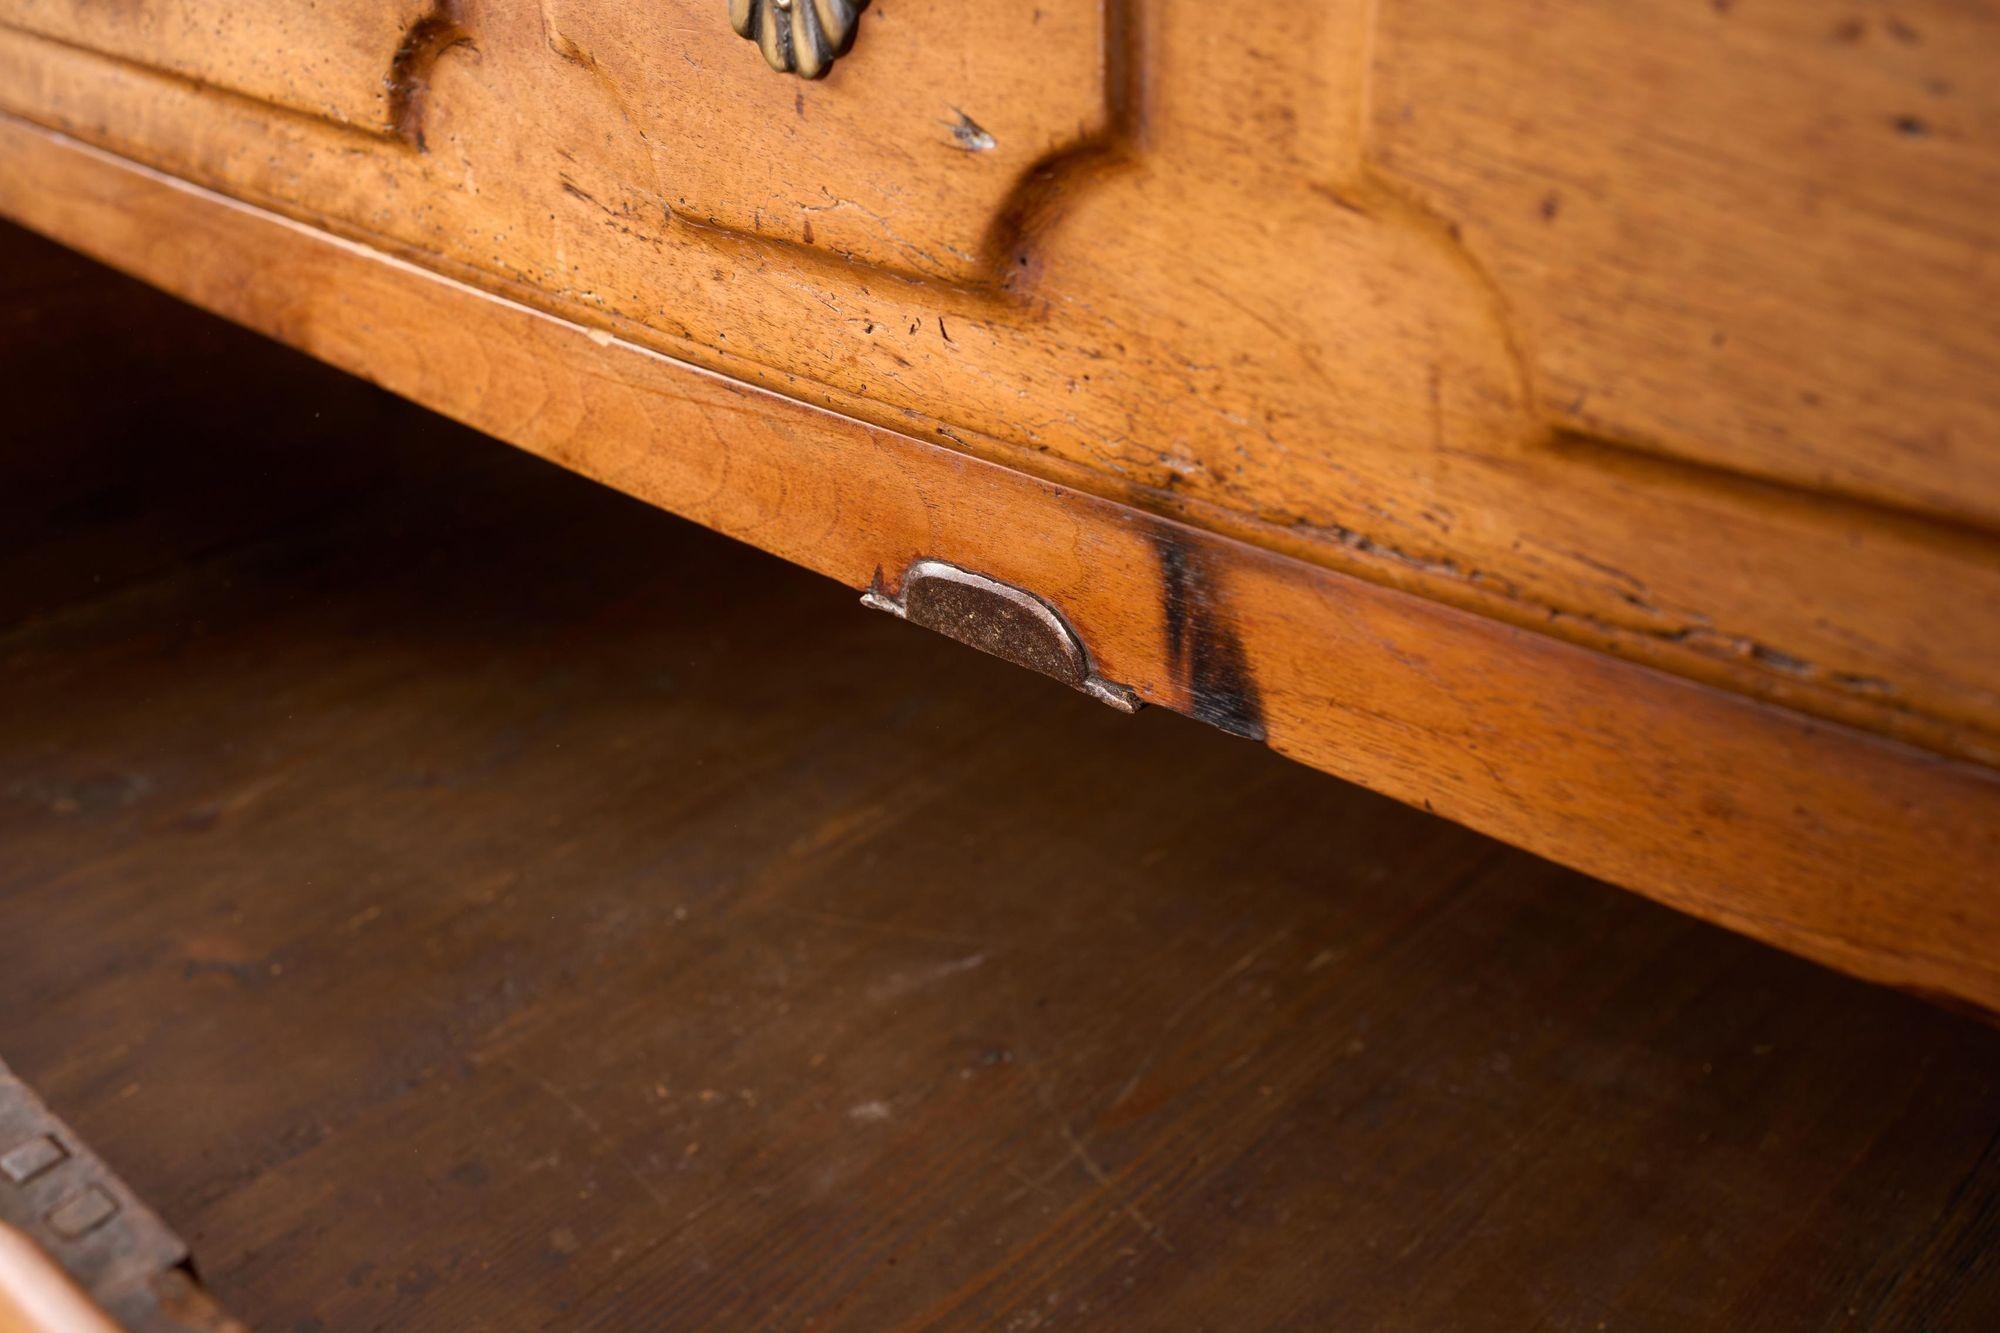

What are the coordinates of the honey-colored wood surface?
(3, 144, 1996, 1022)
(0, 0, 430, 131)
(1372, 1, 2000, 521)
(2, 0, 1996, 768)
(3, 271, 1999, 1330)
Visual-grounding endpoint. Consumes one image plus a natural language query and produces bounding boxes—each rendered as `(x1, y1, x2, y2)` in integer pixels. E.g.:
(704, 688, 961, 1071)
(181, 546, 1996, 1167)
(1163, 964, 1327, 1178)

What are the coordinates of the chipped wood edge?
(2, 115, 1995, 1016)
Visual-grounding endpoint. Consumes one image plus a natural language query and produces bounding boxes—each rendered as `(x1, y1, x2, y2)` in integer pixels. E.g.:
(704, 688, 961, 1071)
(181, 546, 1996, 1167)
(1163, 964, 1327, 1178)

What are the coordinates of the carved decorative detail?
(728, 0, 868, 79)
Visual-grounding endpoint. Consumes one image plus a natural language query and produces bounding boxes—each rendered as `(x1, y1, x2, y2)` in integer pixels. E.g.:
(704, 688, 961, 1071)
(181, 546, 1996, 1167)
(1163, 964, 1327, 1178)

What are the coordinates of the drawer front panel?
(0, 0, 428, 133)
(2, 0, 1997, 769)
(534, 0, 1113, 281)
(1374, 0, 2000, 529)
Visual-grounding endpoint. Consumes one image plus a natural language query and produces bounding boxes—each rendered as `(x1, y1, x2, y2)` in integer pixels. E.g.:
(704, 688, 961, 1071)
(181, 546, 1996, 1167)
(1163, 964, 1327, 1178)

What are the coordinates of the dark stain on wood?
(1151, 527, 1267, 740)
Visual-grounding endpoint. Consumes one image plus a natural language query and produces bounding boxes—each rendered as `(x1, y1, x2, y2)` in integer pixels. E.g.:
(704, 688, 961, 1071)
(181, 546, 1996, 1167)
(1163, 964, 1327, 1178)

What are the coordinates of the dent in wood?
(388, 2, 473, 151)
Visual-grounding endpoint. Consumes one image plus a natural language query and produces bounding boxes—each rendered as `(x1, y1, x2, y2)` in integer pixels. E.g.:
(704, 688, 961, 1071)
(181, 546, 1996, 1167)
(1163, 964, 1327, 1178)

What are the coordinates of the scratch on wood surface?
(1055, 1120, 1172, 1254)
(998, 975, 1175, 1253)
(1109, 931, 1286, 1115)
(769, 904, 987, 946)
(870, 952, 989, 1003)
(522, 1068, 675, 1215)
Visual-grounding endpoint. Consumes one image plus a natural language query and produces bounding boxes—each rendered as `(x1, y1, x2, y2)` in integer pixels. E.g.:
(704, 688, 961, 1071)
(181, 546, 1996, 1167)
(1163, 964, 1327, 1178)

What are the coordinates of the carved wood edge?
(0, 19, 404, 147)
(2, 114, 1993, 1018)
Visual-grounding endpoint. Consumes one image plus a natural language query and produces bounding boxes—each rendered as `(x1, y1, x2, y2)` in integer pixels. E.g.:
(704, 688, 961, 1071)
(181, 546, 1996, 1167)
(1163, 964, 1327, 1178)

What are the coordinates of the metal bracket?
(1, 1057, 236, 1331)
(863, 560, 1142, 713)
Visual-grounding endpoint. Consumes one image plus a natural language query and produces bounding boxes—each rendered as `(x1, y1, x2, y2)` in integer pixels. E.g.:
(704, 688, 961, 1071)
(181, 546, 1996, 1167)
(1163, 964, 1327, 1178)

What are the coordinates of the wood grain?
(2, 317, 1997, 1329)
(0, 1, 1994, 766)
(1, 146, 1994, 1015)
(1375, 0, 2000, 523)
(0, 0, 428, 132)
(534, 0, 1113, 280)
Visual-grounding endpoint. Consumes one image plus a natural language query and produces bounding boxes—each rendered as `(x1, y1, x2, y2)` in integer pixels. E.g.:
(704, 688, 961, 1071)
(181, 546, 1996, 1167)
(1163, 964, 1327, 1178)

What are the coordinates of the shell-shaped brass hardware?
(728, 0, 867, 79)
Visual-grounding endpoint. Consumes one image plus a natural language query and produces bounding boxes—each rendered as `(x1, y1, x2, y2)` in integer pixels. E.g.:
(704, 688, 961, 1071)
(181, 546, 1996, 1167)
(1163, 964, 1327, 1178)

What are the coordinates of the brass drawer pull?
(729, 0, 867, 79)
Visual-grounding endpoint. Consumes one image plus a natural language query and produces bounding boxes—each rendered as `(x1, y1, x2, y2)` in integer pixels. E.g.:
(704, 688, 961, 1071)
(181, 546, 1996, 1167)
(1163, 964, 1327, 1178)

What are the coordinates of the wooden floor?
(3, 224, 1999, 1330)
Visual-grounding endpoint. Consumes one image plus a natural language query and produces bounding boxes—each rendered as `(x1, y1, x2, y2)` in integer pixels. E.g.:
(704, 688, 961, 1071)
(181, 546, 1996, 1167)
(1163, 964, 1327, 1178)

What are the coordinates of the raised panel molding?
(1372, 0, 2000, 530)
(0, 0, 1995, 771)
(0, 0, 433, 134)
(538, 0, 1118, 282)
